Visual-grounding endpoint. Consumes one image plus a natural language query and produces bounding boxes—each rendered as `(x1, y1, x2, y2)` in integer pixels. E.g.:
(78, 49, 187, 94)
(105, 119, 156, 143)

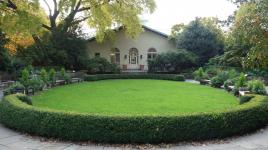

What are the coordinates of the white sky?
(142, 0, 238, 34)
(40, 0, 238, 35)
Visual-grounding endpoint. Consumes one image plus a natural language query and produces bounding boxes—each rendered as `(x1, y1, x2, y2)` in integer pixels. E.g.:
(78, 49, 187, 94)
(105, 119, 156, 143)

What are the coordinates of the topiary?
(239, 95, 255, 104)
(17, 95, 32, 105)
(40, 68, 48, 84)
(174, 75, 185, 81)
(48, 68, 56, 86)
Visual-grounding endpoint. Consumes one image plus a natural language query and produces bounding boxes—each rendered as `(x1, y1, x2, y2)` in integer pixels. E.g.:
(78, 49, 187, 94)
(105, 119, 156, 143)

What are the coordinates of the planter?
(122, 65, 127, 70)
(140, 65, 145, 70)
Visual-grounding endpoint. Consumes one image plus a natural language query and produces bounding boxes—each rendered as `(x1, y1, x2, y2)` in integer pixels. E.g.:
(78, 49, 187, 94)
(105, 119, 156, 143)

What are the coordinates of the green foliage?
(0, 94, 267, 143)
(235, 73, 247, 88)
(176, 18, 224, 65)
(211, 70, 238, 88)
(87, 57, 120, 74)
(211, 76, 224, 88)
(0, 0, 47, 37)
(29, 76, 44, 92)
(0, 29, 11, 71)
(174, 75, 186, 81)
(247, 80, 267, 95)
(17, 95, 32, 105)
(222, 1, 268, 68)
(193, 67, 208, 81)
(48, 68, 56, 85)
(239, 95, 254, 104)
(60, 68, 66, 78)
(224, 79, 236, 91)
(3, 82, 25, 96)
(84, 74, 185, 82)
(40, 68, 48, 84)
(19, 68, 30, 88)
(148, 50, 197, 73)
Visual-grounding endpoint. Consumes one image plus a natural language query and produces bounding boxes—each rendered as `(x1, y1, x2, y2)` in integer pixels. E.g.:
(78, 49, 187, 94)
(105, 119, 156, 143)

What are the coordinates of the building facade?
(87, 26, 177, 71)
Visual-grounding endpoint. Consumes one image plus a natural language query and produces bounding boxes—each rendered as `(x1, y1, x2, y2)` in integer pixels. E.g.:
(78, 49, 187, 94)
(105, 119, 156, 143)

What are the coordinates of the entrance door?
(128, 48, 139, 69)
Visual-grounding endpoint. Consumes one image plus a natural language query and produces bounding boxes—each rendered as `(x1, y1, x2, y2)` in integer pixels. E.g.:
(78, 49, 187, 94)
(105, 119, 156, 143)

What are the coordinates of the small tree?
(60, 68, 66, 78)
(48, 68, 56, 86)
(40, 68, 48, 84)
(235, 73, 247, 88)
(194, 67, 208, 81)
(20, 68, 30, 91)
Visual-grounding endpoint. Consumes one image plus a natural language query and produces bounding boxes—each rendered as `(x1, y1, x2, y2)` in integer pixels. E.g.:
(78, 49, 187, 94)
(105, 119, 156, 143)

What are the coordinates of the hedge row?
(0, 94, 268, 143)
(84, 74, 185, 82)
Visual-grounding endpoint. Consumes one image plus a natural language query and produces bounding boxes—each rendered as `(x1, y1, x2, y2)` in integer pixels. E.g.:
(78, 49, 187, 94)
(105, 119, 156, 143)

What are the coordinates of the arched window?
(147, 48, 157, 60)
(110, 48, 120, 65)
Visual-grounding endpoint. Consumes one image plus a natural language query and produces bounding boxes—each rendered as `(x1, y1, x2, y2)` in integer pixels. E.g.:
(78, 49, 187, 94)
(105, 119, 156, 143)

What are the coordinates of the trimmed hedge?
(0, 94, 268, 143)
(84, 74, 185, 82)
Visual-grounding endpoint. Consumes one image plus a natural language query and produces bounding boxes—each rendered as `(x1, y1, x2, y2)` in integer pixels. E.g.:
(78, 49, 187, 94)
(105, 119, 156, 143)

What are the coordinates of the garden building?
(87, 26, 177, 71)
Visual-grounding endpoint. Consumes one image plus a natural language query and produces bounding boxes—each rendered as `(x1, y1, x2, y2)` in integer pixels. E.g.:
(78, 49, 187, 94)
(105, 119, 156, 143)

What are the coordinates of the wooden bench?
(200, 79, 211, 85)
(239, 91, 251, 96)
(55, 80, 66, 86)
(71, 78, 83, 83)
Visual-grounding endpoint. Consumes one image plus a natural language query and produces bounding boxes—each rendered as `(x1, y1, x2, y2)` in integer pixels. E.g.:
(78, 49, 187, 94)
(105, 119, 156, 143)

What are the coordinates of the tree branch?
(77, 7, 91, 12)
(43, 0, 52, 16)
(53, 0, 58, 15)
(42, 24, 51, 30)
(72, 16, 90, 25)
(0, 0, 17, 10)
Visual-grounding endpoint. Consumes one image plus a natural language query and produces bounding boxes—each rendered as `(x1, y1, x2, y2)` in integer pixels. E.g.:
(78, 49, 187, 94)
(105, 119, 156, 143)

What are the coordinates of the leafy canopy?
(41, 0, 156, 42)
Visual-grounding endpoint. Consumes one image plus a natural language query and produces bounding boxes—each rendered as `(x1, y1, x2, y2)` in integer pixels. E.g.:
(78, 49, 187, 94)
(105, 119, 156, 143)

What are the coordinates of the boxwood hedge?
(0, 94, 268, 143)
(84, 74, 185, 82)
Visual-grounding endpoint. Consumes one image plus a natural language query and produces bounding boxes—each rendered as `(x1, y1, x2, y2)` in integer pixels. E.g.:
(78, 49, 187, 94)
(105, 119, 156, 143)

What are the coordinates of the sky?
(40, 0, 238, 35)
(142, 0, 238, 34)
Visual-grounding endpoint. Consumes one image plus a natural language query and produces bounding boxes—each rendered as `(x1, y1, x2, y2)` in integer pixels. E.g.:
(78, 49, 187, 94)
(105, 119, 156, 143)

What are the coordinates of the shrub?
(239, 95, 255, 105)
(205, 67, 219, 77)
(17, 95, 32, 105)
(193, 67, 208, 81)
(29, 76, 45, 92)
(3, 82, 25, 96)
(247, 80, 267, 95)
(0, 94, 267, 143)
(235, 73, 247, 89)
(224, 79, 236, 91)
(211, 71, 230, 88)
(211, 76, 223, 88)
(87, 57, 120, 74)
(148, 50, 197, 73)
(174, 75, 185, 81)
(84, 74, 185, 82)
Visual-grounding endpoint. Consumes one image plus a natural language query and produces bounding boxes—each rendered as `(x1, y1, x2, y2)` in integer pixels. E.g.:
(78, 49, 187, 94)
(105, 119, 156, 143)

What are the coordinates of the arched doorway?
(129, 48, 139, 69)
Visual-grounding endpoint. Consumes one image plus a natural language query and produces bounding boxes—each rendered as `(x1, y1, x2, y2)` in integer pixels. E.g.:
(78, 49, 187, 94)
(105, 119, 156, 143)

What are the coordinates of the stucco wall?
(86, 29, 177, 70)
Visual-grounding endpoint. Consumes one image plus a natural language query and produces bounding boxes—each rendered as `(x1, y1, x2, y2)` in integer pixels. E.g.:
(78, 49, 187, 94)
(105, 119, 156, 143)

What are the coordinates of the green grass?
(32, 79, 238, 116)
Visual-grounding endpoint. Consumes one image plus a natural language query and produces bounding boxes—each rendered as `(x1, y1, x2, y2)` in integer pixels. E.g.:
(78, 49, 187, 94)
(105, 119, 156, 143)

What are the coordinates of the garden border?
(0, 75, 268, 143)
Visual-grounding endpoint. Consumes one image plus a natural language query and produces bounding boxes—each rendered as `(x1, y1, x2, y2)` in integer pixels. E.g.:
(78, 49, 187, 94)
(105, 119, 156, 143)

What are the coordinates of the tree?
(176, 18, 224, 65)
(0, 0, 47, 36)
(0, 28, 11, 71)
(40, 0, 156, 42)
(148, 50, 197, 73)
(222, 1, 268, 68)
